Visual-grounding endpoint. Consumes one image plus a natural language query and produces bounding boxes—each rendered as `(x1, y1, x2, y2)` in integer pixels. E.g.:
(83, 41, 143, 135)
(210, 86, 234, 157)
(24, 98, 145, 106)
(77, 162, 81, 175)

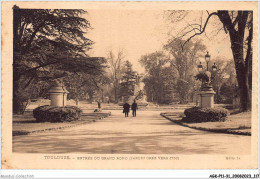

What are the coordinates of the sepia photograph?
(1, 1, 258, 172)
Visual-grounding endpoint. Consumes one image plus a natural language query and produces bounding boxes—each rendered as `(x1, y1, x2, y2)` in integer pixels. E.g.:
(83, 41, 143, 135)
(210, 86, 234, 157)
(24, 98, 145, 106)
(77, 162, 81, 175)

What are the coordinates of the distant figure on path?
(131, 100, 138, 117)
(123, 102, 130, 117)
(98, 100, 101, 109)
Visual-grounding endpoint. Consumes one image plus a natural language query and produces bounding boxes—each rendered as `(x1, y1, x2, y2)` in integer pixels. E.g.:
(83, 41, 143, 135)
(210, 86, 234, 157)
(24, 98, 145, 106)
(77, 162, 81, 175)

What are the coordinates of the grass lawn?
(161, 111, 251, 135)
(13, 111, 111, 136)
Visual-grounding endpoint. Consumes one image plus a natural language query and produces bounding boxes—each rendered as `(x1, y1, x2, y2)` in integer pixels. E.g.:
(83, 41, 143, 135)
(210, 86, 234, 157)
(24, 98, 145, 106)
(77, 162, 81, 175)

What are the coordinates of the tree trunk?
(217, 11, 250, 111)
(13, 8, 25, 114)
(13, 80, 27, 114)
(75, 98, 79, 106)
(101, 88, 104, 102)
(13, 95, 27, 114)
(114, 87, 118, 103)
(230, 39, 250, 111)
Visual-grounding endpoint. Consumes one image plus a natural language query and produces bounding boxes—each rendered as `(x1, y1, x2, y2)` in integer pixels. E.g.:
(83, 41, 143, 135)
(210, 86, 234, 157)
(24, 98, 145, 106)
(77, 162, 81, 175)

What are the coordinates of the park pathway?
(13, 110, 250, 154)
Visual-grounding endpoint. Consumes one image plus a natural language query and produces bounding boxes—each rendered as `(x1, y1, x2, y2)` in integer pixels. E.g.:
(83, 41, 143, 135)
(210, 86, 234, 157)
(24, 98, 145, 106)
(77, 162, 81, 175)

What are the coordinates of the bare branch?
(223, 23, 228, 34)
(200, 11, 203, 30)
(176, 28, 200, 40)
(182, 12, 218, 49)
(217, 11, 236, 34)
(23, 76, 35, 89)
(232, 14, 239, 27)
(185, 22, 201, 34)
(216, 26, 224, 35)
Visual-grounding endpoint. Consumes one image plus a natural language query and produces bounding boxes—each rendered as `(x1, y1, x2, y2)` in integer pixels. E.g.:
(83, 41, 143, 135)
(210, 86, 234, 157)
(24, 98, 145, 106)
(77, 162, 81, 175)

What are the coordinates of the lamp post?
(205, 51, 210, 71)
(198, 62, 203, 72)
(196, 51, 217, 108)
(212, 62, 217, 72)
(198, 51, 216, 72)
(197, 51, 218, 85)
(197, 52, 212, 72)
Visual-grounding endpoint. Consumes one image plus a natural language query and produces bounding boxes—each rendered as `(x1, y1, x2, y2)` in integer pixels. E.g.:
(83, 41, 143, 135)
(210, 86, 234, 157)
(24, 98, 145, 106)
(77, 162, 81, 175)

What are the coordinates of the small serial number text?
(209, 174, 259, 178)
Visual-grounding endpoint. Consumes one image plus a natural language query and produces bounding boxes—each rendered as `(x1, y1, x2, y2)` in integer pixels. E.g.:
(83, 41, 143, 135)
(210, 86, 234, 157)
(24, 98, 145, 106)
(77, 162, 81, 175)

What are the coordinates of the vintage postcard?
(1, 1, 258, 170)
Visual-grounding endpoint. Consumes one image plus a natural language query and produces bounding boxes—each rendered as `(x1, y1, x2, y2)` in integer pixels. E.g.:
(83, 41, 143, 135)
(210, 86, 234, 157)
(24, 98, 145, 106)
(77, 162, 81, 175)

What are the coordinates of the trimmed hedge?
(33, 105, 82, 122)
(182, 107, 229, 123)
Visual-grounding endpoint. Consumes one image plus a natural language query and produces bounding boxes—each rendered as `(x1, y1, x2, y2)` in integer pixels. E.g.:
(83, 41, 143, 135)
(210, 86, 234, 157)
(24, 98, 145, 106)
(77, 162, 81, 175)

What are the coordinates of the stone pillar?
(198, 87, 215, 108)
(48, 81, 69, 107)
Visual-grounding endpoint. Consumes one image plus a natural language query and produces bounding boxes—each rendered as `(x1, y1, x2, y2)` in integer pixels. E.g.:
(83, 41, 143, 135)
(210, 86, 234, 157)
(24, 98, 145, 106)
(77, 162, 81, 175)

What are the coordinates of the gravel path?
(13, 110, 250, 154)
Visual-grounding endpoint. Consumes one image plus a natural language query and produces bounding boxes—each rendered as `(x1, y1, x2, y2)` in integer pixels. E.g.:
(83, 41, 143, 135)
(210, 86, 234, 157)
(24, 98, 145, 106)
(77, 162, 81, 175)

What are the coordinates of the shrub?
(182, 107, 229, 123)
(33, 105, 82, 122)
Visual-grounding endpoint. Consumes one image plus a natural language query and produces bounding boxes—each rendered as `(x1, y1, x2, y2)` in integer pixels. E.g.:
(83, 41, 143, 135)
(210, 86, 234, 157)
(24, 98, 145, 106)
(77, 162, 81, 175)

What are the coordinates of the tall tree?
(210, 57, 237, 103)
(168, 10, 253, 111)
(119, 61, 137, 101)
(13, 7, 105, 113)
(164, 39, 206, 103)
(63, 71, 110, 105)
(139, 51, 176, 104)
(107, 50, 125, 103)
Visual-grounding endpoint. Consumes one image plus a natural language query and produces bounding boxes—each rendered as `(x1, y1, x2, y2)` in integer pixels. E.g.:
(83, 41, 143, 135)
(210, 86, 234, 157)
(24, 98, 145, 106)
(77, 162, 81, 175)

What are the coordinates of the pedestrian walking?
(97, 100, 102, 109)
(131, 100, 138, 117)
(123, 102, 130, 117)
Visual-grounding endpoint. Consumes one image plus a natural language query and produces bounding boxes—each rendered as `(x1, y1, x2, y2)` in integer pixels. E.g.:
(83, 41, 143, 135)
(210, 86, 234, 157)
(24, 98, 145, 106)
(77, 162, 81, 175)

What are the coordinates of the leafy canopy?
(13, 7, 105, 82)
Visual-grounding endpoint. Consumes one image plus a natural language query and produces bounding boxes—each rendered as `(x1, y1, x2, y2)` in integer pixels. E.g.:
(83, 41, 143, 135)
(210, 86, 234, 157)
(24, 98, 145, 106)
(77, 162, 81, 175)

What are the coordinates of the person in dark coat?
(97, 100, 101, 109)
(123, 102, 130, 117)
(131, 100, 138, 117)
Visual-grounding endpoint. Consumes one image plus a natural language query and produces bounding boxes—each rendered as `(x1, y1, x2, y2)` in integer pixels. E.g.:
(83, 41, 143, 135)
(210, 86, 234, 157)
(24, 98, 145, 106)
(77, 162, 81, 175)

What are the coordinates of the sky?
(85, 10, 233, 73)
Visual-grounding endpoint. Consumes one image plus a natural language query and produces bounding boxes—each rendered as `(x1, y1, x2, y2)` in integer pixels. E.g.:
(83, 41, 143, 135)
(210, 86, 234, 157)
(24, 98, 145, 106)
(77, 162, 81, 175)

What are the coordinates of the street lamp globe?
(212, 62, 217, 72)
(197, 62, 203, 72)
(205, 51, 211, 63)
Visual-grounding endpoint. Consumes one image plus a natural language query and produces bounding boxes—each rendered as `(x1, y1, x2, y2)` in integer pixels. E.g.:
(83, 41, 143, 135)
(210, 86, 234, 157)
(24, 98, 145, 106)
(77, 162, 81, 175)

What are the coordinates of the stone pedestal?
(49, 81, 69, 107)
(198, 87, 215, 108)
